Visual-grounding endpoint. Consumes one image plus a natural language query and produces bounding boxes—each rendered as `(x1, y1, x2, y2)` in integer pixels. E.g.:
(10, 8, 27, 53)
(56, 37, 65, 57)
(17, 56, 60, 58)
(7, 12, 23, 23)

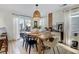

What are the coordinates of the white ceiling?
(0, 4, 77, 16)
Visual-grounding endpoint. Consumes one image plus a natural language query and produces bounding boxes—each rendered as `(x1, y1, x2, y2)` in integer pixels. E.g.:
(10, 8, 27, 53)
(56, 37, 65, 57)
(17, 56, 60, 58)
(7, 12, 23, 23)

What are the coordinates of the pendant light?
(33, 4, 41, 21)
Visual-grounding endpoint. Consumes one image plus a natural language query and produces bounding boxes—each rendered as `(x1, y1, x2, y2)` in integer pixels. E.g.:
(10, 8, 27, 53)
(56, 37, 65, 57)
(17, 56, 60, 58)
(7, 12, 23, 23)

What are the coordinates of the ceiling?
(0, 4, 77, 16)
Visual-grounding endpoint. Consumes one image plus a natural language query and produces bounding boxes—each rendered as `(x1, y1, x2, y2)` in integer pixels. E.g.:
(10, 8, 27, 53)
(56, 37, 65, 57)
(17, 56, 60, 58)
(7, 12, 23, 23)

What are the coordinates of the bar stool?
(43, 37, 59, 54)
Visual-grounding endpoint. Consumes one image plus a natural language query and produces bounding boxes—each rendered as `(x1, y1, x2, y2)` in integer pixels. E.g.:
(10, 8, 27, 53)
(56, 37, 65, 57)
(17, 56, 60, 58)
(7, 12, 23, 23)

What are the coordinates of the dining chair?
(20, 33, 26, 47)
(0, 40, 3, 51)
(0, 33, 8, 54)
(43, 37, 59, 54)
(25, 35, 38, 54)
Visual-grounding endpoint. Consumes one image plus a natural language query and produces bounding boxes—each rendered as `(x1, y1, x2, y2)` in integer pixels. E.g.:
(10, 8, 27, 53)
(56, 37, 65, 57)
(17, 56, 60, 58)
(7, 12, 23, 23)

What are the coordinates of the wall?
(3, 13, 20, 40)
(64, 10, 71, 44)
(53, 10, 69, 44)
(0, 12, 6, 35)
(53, 10, 64, 25)
(4, 13, 14, 40)
(0, 11, 5, 27)
(0, 10, 15, 40)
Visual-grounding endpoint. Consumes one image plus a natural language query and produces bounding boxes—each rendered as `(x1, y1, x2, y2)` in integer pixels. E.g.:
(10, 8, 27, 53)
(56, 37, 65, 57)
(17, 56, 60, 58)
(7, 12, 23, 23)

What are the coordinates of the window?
(18, 16, 32, 31)
(39, 18, 47, 30)
(71, 12, 79, 35)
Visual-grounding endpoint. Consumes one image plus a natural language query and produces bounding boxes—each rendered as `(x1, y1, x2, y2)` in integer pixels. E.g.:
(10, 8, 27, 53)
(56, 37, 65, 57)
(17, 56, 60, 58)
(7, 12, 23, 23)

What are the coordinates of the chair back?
(24, 34, 33, 42)
(44, 38, 58, 48)
(51, 38, 58, 47)
(20, 33, 24, 38)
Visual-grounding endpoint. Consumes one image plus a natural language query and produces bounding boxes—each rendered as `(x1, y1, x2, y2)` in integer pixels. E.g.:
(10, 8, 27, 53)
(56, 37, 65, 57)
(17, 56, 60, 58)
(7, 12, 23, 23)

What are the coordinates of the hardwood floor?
(8, 39, 39, 54)
(0, 38, 74, 54)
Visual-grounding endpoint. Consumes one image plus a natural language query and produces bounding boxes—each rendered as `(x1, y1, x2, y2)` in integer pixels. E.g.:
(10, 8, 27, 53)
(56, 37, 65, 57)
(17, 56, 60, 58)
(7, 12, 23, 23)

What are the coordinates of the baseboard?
(8, 39, 16, 42)
(8, 38, 20, 42)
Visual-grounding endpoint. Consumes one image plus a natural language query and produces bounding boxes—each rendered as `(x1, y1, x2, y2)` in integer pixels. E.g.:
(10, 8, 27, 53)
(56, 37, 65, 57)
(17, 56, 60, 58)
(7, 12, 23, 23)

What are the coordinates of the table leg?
(37, 38, 41, 54)
(37, 38, 44, 54)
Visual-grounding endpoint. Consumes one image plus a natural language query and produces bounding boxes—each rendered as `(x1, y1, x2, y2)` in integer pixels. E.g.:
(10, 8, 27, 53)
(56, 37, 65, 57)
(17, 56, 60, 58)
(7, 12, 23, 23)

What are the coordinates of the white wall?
(4, 13, 14, 40)
(0, 11, 5, 27)
(0, 10, 15, 40)
(0, 11, 6, 35)
(3, 12, 20, 40)
(53, 11, 64, 25)
(53, 10, 70, 44)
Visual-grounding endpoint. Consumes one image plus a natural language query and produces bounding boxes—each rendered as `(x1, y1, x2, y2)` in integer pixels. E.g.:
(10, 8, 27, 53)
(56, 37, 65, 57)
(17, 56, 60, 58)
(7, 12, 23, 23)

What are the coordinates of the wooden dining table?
(25, 31, 54, 54)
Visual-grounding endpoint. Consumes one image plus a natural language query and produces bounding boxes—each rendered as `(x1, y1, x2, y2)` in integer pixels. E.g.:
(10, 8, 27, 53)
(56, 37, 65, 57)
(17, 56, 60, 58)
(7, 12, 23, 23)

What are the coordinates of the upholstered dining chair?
(20, 33, 26, 47)
(25, 35, 38, 54)
(43, 37, 59, 54)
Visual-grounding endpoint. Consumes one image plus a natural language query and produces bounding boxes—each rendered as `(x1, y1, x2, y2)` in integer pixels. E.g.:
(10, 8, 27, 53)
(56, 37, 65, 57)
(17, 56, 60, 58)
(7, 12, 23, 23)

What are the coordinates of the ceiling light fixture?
(33, 4, 41, 21)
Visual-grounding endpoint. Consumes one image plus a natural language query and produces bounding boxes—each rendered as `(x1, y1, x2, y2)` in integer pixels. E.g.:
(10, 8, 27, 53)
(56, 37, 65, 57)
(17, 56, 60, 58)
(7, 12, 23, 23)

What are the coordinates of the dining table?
(25, 31, 56, 54)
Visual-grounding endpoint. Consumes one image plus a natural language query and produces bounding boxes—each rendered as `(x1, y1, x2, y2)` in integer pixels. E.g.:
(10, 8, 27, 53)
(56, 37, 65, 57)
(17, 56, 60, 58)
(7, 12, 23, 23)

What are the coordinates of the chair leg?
(25, 43, 28, 52)
(5, 50, 7, 54)
(42, 49, 44, 54)
(23, 40, 25, 47)
(56, 46, 60, 54)
(35, 44, 38, 52)
(0, 40, 3, 50)
(5, 46, 8, 54)
(5, 40, 8, 54)
(53, 48, 55, 54)
(29, 45, 31, 54)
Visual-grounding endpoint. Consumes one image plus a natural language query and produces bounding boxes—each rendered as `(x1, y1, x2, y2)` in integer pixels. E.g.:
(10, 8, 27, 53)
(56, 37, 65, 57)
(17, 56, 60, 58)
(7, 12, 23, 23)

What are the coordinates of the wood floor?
(0, 38, 74, 54)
